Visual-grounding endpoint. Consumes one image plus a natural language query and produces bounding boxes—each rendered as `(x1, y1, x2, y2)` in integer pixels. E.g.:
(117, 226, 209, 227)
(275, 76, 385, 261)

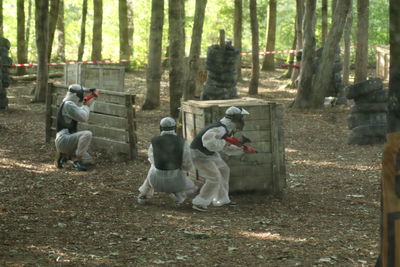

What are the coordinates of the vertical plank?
(269, 102, 280, 194)
(125, 94, 137, 159)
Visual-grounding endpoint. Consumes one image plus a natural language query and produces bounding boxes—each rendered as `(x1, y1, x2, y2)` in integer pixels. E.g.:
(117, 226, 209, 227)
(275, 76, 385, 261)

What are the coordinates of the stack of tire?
(0, 37, 12, 109)
(346, 77, 387, 145)
(201, 43, 239, 100)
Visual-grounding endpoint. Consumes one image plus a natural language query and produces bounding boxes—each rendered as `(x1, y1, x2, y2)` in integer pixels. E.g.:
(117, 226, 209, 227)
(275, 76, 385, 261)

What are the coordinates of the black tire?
(351, 103, 388, 113)
(346, 77, 383, 99)
(347, 112, 387, 129)
(0, 37, 10, 50)
(347, 132, 386, 145)
(354, 88, 388, 104)
(351, 124, 387, 137)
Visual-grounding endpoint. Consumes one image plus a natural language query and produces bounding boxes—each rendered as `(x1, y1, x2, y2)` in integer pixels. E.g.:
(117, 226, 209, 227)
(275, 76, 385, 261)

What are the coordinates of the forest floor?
(0, 68, 382, 266)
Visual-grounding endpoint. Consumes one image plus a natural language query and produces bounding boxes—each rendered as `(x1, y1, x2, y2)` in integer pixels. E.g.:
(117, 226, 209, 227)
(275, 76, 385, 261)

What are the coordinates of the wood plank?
(91, 136, 130, 154)
(230, 175, 273, 192)
(78, 123, 128, 142)
(87, 113, 128, 129)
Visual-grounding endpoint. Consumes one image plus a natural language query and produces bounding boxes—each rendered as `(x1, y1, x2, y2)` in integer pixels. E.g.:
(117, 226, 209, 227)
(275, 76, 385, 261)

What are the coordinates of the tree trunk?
(25, 0, 32, 59)
(332, 0, 337, 17)
(48, 0, 60, 61)
(248, 0, 259, 95)
(119, 0, 130, 69)
(33, 0, 49, 103)
(290, 0, 304, 88)
(292, 0, 316, 109)
(321, 0, 328, 45)
(282, 26, 296, 79)
(234, 0, 242, 80)
(354, 0, 369, 83)
(127, 0, 134, 59)
(342, 0, 352, 85)
(78, 0, 88, 61)
(261, 0, 277, 71)
(142, 0, 164, 110)
(310, 0, 350, 108)
(378, 1, 400, 264)
(56, 0, 65, 61)
(168, 0, 185, 118)
(92, 0, 103, 61)
(183, 0, 207, 101)
(17, 0, 27, 76)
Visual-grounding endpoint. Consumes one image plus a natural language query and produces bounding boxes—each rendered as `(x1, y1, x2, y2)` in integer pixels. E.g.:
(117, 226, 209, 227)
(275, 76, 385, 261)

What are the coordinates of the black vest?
(190, 122, 229, 155)
(152, 134, 184, 170)
(56, 101, 78, 133)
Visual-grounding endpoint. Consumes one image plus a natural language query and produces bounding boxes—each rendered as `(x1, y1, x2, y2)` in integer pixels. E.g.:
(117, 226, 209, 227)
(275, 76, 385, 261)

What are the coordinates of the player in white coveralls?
(190, 106, 249, 211)
(54, 84, 96, 171)
(137, 117, 198, 206)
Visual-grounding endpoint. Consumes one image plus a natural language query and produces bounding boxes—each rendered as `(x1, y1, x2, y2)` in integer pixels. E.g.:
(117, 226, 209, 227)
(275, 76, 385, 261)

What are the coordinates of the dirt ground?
(0, 68, 382, 266)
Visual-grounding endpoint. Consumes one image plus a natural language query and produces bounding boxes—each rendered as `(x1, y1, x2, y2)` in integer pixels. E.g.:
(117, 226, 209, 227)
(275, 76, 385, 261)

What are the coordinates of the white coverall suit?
(138, 129, 198, 204)
(55, 91, 95, 165)
(191, 117, 244, 208)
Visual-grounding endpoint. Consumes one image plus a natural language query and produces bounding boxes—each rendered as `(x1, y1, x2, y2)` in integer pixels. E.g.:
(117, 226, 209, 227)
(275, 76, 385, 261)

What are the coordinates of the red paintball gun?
(224, 135, 257, 153)
(84, 88, 100, 104)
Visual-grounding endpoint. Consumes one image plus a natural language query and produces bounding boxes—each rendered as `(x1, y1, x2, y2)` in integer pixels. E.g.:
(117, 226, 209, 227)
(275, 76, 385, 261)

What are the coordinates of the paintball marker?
(224, 135, 257, 153)
(84, 88, 100, 104)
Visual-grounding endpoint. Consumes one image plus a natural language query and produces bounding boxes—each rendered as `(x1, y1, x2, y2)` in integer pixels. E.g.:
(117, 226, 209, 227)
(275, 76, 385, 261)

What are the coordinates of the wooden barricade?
(181, 97, 286, 194)
(376, 47, 390, 82)
(45, 83, 137, 160)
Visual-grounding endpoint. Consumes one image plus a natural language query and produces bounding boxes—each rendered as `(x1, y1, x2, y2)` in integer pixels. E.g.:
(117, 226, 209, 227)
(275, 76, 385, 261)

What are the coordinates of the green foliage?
(2, 0, 389, 67)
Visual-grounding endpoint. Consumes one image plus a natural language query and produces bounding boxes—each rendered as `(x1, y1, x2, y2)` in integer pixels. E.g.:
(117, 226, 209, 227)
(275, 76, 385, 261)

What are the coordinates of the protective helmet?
(68, 84, 84, 102)
(160, 117, 176, 132)
(225, 106, 249, 130)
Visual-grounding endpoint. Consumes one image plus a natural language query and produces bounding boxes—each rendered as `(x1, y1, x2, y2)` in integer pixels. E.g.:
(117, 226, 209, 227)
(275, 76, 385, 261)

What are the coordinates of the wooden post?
(125, 94, 137, 160)
(45, 83, 54, 142)
(219, 29, 225, 50)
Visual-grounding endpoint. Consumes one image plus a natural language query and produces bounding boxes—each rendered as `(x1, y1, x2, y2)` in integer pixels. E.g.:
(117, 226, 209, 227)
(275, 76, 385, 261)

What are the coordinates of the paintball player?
(137, 117, 198, 206)
(190, 106, 252, 212)
(54, 84, 97, 171)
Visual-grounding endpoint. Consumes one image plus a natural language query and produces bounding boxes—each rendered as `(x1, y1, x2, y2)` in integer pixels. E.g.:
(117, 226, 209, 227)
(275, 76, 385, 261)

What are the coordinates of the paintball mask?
(68, 84, 84, 102)
(224, 106, 249, 131)
(160, 117, 176, 132)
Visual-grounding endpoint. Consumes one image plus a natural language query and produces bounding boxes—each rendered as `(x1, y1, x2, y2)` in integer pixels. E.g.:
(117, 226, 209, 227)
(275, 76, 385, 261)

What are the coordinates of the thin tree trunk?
(234, 0, 242, 80)
(282, 27, 296, 79)
(48, 0, 60, 61)
(292, 0, 316, 109)
(142, 0, 164, 110)
(17, 0, 27, 76)
(310, 0, 351, 108)
(183, 0, 207, 100)
(342, 0, 352, 85)
(56, 0, 65, 61)
(25, 0, 32, 59)
(92, 0, 103, 61)
(127, 0, 134, 59)
(168, 0, 185, 118)
(261, 0, 277, 71)
(290, 0, 304, 88)
(249, 0, 259, 95)
(354, 0, 369, 83)
(119, 0, 130, 69)
(321, 0, 328, 45)
(33, 0, 49, 103)
(78, 0, 88, 61)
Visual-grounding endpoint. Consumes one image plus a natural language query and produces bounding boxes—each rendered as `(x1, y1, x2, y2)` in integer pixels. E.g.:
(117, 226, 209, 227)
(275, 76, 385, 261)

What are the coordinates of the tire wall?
(345, 77, 387, 145)
(201, 43, 239, 100)
(0, 37, 12, 109)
